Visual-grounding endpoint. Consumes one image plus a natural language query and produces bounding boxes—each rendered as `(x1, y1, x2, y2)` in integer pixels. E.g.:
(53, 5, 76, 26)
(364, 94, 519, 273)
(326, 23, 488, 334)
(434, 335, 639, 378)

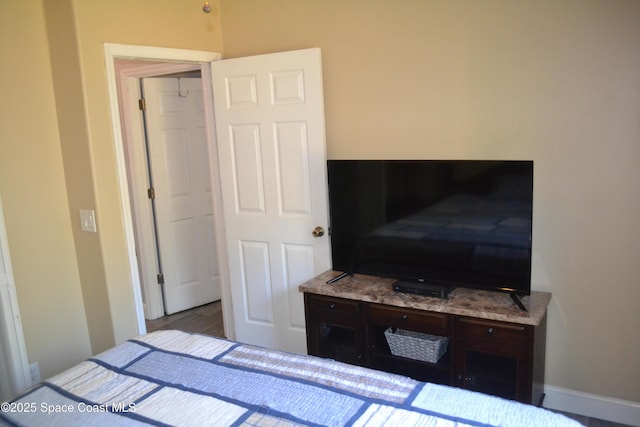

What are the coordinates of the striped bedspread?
(1, 330, 580, 426)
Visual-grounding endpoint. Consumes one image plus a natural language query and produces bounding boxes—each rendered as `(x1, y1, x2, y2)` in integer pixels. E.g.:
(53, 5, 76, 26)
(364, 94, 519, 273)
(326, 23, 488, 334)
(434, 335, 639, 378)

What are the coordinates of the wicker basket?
(384, 328, 448, 363)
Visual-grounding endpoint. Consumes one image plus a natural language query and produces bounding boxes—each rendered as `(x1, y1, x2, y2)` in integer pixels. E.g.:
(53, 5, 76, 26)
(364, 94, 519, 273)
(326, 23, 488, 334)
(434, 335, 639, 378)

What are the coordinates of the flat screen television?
(327, 160, 533, 300)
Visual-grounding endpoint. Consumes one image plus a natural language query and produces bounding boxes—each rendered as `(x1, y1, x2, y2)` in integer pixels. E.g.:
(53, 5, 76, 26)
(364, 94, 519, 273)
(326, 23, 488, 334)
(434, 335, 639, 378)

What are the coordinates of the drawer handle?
(329, 303, 336, 309)
(401, 314, 408, 320)
(487, 327, 494, 335)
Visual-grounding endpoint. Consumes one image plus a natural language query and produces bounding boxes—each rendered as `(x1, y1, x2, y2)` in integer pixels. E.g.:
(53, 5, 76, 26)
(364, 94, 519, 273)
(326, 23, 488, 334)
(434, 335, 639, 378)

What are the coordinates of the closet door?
(142, 77, 221, 315)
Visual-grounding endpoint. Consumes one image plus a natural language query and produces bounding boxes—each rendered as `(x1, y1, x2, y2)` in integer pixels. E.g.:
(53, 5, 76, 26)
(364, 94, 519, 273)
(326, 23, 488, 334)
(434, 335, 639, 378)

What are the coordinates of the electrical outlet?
(30, 362, 40, 384)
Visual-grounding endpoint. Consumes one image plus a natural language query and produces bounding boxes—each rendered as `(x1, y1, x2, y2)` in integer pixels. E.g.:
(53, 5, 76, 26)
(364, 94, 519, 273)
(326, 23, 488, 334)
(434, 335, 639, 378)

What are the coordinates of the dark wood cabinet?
(301, 273, 549, 405)
(454, 316, 543, 404)
(303, 294, 365, 366)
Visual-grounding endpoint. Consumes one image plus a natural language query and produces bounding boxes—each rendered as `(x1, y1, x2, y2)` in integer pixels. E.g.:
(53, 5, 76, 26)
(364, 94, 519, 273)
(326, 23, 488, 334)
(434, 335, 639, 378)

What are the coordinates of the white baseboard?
(543, 384, 640, 427)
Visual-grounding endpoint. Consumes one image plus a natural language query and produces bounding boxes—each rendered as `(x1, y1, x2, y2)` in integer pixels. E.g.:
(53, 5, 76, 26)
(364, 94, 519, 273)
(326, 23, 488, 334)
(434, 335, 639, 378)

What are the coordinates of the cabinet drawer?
(367, 304, 449, 335)
(456, 317, 528, 345)
(307, 295, 360, 316)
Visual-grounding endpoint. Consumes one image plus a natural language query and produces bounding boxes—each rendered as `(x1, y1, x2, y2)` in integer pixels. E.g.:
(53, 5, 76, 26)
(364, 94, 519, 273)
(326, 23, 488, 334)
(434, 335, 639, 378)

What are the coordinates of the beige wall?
(0, 0, 92, 379)
(220, 0, 640, 402)
(68, 0, 223, 349)
(0, 0, 223, 379)
(43, 0, 115, 355)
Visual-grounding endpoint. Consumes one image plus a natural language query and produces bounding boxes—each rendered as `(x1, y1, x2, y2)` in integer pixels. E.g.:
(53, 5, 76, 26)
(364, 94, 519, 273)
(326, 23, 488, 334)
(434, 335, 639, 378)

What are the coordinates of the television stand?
(300, 271, 550, 405)
(510, 293, 528, 312)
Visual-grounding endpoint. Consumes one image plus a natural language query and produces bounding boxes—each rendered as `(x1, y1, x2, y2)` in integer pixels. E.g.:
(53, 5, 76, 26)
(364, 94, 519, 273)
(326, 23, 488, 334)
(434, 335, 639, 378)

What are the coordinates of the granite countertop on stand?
(299, 270, 551, 326)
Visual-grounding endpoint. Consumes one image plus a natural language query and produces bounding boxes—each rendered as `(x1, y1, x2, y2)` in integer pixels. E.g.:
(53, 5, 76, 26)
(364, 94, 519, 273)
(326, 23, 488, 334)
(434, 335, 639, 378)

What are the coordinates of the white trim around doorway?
(103, 43, 234, 340)
(0, 194, 32, 401)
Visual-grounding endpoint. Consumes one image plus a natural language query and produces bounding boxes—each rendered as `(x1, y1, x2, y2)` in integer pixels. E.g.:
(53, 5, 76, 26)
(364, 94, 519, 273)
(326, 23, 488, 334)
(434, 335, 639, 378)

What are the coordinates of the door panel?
(230, 124, 265, 213)
(275, 121, 311, 215)
(240, 240, 274, 324)
(212, 48, 330, 353)
(282, 243, 315, 329)
(142, 77, 221, 315)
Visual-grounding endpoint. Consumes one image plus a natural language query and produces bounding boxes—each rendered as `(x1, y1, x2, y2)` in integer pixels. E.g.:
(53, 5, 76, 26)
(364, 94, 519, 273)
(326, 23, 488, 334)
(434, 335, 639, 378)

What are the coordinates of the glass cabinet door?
(316, 322, 363, 365)
(305, 294, 364, 366)
(457, 348, 518, 400)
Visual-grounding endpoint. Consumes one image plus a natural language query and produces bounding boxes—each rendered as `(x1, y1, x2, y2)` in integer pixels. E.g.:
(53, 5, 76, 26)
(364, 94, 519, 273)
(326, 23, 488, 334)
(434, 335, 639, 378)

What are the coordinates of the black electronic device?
(327, 160, 534, 303)
(392, 280, 455, 299)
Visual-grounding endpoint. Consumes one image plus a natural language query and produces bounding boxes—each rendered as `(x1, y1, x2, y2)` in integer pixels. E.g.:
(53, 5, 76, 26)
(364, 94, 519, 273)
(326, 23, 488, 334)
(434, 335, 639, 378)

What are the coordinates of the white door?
(212, 48, 331, 353)
(142, 77, 221, 315)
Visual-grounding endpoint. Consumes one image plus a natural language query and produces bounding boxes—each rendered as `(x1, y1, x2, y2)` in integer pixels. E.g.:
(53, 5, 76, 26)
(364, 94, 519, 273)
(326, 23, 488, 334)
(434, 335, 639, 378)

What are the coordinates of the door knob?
(312, 226, 325, 237)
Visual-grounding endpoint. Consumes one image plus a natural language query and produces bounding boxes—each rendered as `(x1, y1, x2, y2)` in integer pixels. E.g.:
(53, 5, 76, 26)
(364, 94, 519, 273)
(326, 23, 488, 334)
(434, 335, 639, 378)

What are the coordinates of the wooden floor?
(145, 300, 225, 337)
(145, 302, 630, 427)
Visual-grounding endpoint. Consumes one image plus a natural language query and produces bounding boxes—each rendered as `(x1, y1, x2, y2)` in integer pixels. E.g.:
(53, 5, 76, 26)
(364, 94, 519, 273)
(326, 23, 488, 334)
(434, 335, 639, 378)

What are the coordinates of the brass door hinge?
(138, 98, 146, 111)
(147, 188, 155, 199)
(157, 273, 164, 285)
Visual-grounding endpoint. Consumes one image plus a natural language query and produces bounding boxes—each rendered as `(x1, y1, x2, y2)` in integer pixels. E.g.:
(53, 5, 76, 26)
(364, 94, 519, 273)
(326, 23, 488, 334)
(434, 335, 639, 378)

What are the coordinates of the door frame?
(0, 194, 32, 400)
(103, 43, 234, 338)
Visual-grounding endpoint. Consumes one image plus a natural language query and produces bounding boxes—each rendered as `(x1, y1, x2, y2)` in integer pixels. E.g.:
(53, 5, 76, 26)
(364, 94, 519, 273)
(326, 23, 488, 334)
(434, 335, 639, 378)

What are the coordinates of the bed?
(1, 330, 580, 426)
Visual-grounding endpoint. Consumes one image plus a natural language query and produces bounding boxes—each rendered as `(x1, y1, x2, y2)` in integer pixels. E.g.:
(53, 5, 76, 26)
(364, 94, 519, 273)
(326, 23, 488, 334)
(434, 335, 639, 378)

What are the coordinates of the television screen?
(327, 160, 533, 295)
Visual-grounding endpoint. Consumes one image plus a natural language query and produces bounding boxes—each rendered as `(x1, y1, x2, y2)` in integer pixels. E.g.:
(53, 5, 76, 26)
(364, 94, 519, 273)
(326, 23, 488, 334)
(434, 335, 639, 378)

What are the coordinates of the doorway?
(117, 64, 222, 319)
(106, 45, 330, 352)
(104, 44, 234, 338)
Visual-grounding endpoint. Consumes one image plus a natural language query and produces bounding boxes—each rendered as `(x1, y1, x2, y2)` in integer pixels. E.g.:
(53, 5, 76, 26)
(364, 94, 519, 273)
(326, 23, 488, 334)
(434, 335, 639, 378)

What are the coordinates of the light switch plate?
(80, 210, 97, 232)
